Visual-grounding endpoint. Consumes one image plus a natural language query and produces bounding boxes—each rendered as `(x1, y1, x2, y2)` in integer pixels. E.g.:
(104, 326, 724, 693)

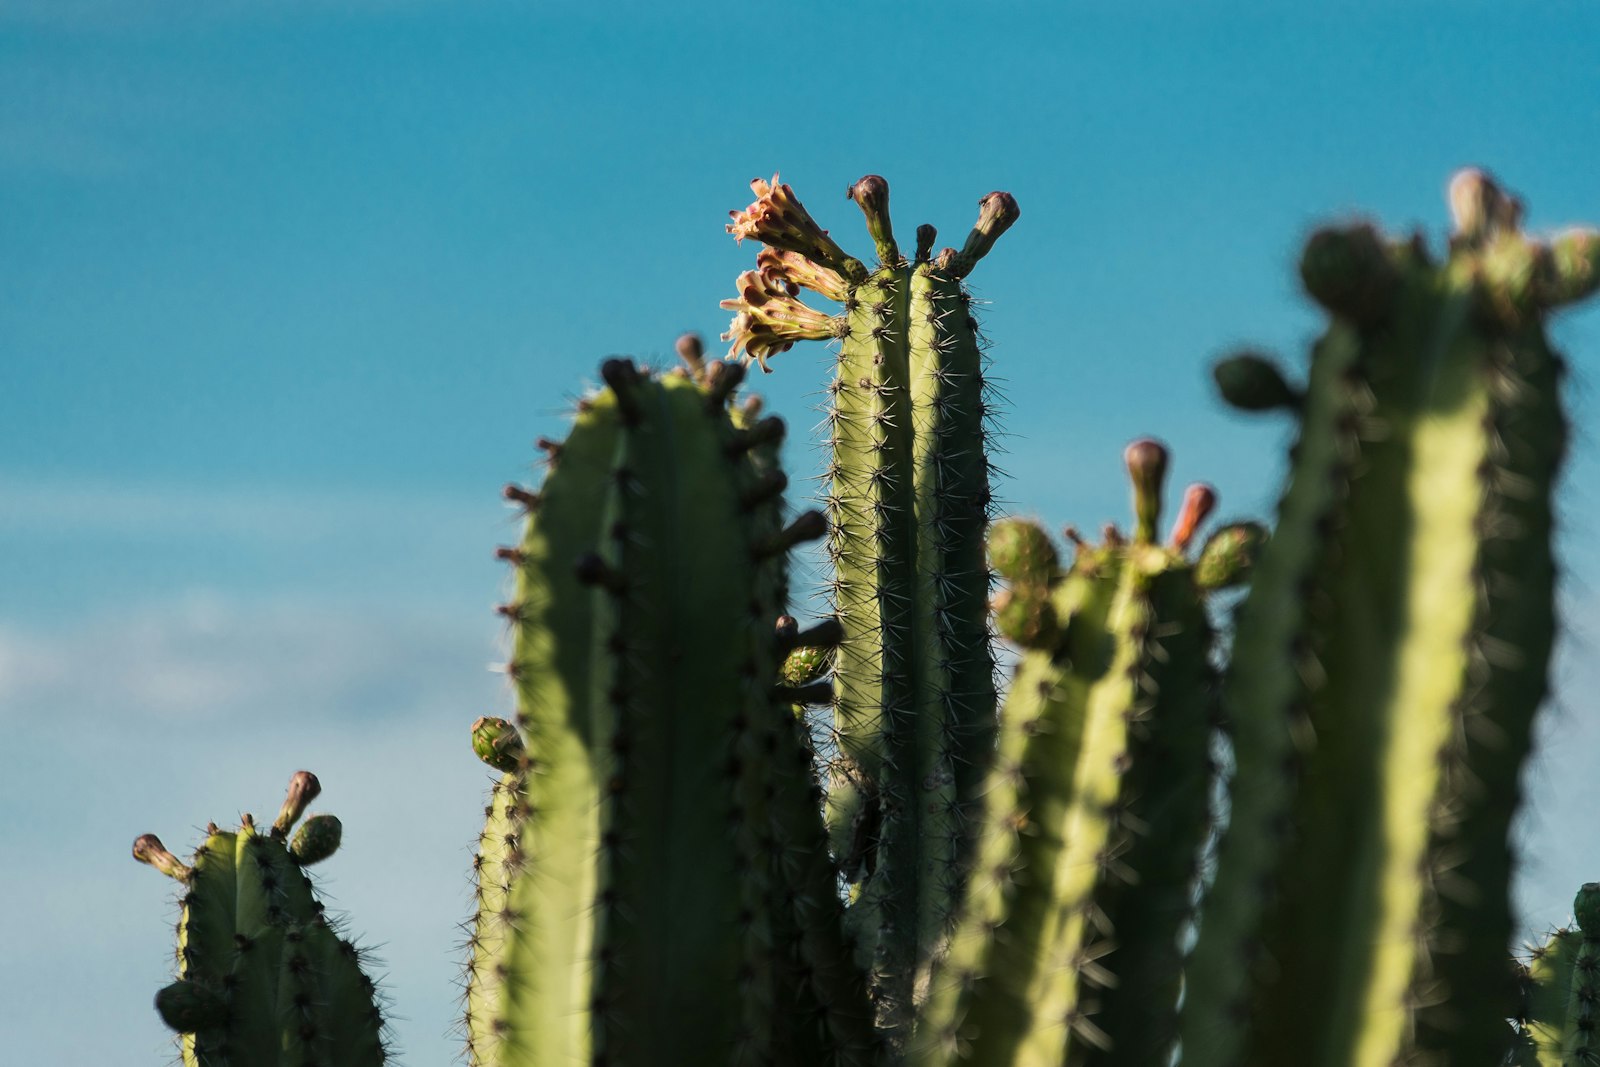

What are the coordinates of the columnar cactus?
(464, 356, 877, 1066)
(132, 771, 387, 1067)
(1181, 170, 1600, 1067)
(912, 444, 1249, 1067)
(128, 169, 1600, 1067)
(723, 173, 1017, 1039)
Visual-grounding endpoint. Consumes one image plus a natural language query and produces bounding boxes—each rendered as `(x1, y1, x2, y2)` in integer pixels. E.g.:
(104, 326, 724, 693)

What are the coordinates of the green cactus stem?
(913, 441, 1221, 1067)
(466, 356, 876, 1066)
(724, 173, 1016, 1040)
(133, 771, 387, 1067)
(1181, 169, 1600, 1067)
(1515, 883, 1600, 1067)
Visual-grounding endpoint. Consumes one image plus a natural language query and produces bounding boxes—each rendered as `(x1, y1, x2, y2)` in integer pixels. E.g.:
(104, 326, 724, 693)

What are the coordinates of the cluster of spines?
(1513, 884, 1600, 1066)
(912, 442, 1243, 1066)
(1181, 169, 1600, 1067)
(723, 172, 1017, 1041)
(467, 348, 876, 1065)
(132, 771, 388, 1067)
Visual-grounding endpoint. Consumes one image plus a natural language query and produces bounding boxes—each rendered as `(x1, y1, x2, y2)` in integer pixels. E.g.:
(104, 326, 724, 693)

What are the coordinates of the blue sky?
(4, 2, 1599, 1062)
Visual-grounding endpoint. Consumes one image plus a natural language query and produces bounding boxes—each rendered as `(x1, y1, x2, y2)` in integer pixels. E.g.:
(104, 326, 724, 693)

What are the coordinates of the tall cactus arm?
(471, 358, 874, 1066)
(1184, 170, 1594, 1067)
(914, 443, 1223, 1067)
(725, 174, 1014, 1042)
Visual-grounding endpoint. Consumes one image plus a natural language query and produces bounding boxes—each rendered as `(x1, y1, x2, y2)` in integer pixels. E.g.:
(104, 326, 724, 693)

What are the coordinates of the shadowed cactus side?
(132, 771, 388, 1067)
(723, 172, 1016, 1041)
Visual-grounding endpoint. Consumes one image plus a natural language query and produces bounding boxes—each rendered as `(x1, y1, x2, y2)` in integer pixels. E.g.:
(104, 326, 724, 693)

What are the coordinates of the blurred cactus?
(1182, 167, 1598, 1067)
(130, 169, 1599, 1067)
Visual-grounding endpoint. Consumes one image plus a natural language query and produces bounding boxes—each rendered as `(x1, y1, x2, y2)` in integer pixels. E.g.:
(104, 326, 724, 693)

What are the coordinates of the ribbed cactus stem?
(468, 359, 873, 1066)
(725, 173, 1014, 1039)
(1183, 169, 1588, 1067)
(914, 451, 1220, 1067)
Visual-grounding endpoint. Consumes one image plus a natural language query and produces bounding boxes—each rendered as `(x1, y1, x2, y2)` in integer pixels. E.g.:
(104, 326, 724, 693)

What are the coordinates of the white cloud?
(0, 588, 507, 725)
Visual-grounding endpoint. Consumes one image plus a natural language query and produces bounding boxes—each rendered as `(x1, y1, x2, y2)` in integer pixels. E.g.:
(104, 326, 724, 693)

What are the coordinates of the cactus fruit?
(912, 441, 1223, 1066)
(132, 771, 387, 1067)
(724, 173, 1016, 1039)
(465, 355, 877, 1066)
(1513, 883, 1600, 1067)
(1181, 169, 1600, 1067)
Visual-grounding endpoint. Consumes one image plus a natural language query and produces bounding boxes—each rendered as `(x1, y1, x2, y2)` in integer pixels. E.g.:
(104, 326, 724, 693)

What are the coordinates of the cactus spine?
(1181, 170, 1600, 1067)
(913, 445, 1226, 1067)
(1514, 883, 1600, 1066)
(723, 173, 1017, 1038)
(132, 771, 387, 1067)
(466, 357, 876, 1066)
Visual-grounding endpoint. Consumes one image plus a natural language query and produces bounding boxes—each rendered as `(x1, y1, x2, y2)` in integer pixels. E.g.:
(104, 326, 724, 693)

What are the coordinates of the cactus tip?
(675, 332, 707, 379)
(472, 715, 527, 773)
(133, 833, 192, 881)
(289, 814, 343, 866)
(1300, 224, 1396, 326)
(272, 770, 322, 837)
(154, 979, 227, 1033)
(847, 174, 898, 263)
(1575, 882, 1600, 937)
(1169, 483, 1218, 553)
(1448, 167, 1522, 243)
(1124, 438, 1170, 545)
(1213, 351, 1301, 413)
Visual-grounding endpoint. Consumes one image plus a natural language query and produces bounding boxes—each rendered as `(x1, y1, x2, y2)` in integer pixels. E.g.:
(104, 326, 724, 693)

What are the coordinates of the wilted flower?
(756, 246, 851, 303)
(720, 268, 845, 372)
(727, 173, 860, 278)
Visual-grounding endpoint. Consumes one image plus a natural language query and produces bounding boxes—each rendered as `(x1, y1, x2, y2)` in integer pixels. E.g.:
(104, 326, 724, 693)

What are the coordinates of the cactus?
(132, 771, 387, 1067)
(128, 169, 1600, 1067)
(464, 355, 877, 1066)
(913, 443, 1231, 1066)
(723, 172, 1017, 1039)
(1181, 169, 1600, 1067)
(1513, 883, 1600, 1066)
